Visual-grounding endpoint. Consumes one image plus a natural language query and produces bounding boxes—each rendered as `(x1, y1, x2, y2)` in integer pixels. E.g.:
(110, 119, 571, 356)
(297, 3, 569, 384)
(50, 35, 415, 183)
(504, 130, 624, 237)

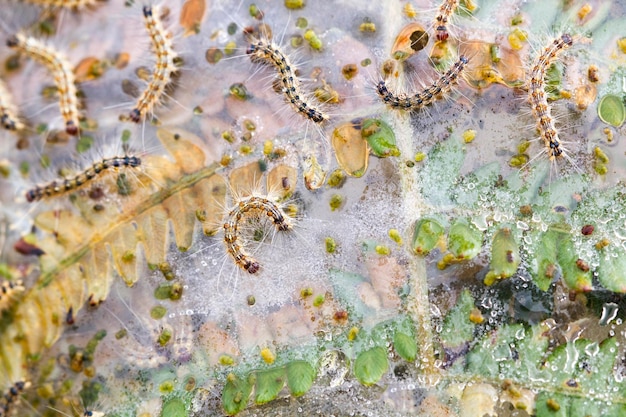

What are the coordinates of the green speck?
(158, 328, 172, 346)
(325, 237, 337, 253)
(511, 14, 523, 25)
(221, 130, 235, 143)
(327, 169, 346, 188)
(375, 245, 390, 255)
(285, 0, 305, 9)
(121, 129, 131, 142)
(115, 329, 127, 339)
(150, 306, 167, 319)
(329, 194, 344, 211)
(121, 250, 135, 263)
(295, 17, 307, 28)
(227, 22, 237, 35)
(300, 287, 313, 298)
(159, 380, 175, 393)
(229, 83, 249, 100)
(361, 58, 372, 67)
(219, 355, 235, 366)
(598, 94, 625, 127)
(19, 161, 29, 176)
(414, 152, 426, 162)
(304, 29, 322, 50)
(247, 295, 256, 306)
(40, 154, 51, 169)
(388, 229, 403, 245)
(116, 173, 132, 196)
(76, 136, 93, 153)
(313, 295, 325, 307)
(224, 41, 237, 55)
(290, 35, 303, 48)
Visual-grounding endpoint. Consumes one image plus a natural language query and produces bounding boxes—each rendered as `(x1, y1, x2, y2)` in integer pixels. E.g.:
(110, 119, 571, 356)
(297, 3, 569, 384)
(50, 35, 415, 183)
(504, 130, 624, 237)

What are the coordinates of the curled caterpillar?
(246, 39, 329, 124)
(377, 55, 468, 110)
(0, 78, 23, 131)
(7, 33, 80, 135)
(129, 6, 178, 123)
(26, 155, 141, 202)
(528, 34, 574, 160)
(223, 195, 293, 274)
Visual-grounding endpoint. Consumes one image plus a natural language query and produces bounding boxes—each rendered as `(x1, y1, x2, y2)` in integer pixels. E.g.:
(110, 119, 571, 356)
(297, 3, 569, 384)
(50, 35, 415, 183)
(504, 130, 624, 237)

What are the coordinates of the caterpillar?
(246, 38, 329, 124)
(528, 34, 574, 160)
(0, 381, 31, 417)
(377, 55, 468, 110)
(6, 33, 80, 135)
(223, 195, 293, 274)
(129, 5, 179, 123)
(0, 279, 24, 313)
(25, 155, 142, 202)
(434, 0, 460, 41)
(0, 78, 23, 131)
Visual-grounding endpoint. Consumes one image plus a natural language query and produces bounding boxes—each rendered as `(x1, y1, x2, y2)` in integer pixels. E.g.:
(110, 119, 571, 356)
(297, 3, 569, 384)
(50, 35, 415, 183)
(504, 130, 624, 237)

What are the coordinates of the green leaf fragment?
(557, 235, 592, 292)
(254, 368, 286, 405)
(222, 374, 253, 415)
(286, 361, 316, 396)
(411, 218, 444, 255)
(361, 118, 400, 157)
(161, 397, 187, 417)
(485, 227, 520, 285)
(441, 289, 475, 349)
(447, 219, 482, 260)
(598, 94, 625, 127)
(393, 332, 417, 362)
(354, 347, 388, 386)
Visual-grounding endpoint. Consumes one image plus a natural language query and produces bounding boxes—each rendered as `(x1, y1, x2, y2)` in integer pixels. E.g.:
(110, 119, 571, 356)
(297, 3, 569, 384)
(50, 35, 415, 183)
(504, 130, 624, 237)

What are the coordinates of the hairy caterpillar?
(246, 38, 329, 124)
(129, 5, 179, 123)
(0, 78, 23, 131)
(528, 34, 574, 160)
(223, 195, 293, 274)
(25, 155, 141, 202)
(0, 381, 31, 417)
(376, 55, 468, 110)
(6, 33, 80, 135)
(434, 0, 460, 41)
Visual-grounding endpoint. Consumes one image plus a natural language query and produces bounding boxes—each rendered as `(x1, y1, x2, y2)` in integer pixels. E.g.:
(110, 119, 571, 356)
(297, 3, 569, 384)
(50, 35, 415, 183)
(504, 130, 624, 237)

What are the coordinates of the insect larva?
(129, 5, 178, 123)
(246, 39, 329, 124)
(0, 78, 23, 132)
(0, 279, 24, 313)
(25, 155, 141, 202)
(377, 55, 468, 110)
(0, 381, 31, 417)
(6, 33, 80, 135)
(528, 34, 574, 160)
(434, 0, 459, 41)
(223, 195, 293, 274)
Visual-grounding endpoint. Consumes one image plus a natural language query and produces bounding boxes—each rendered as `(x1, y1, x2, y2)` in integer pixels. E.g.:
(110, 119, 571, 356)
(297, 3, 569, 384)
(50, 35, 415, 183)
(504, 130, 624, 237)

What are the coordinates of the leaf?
(441, 289, 475, 349)
(286, 361, 316, 396)
(393, 332, 417, 362)
(254, 367, 286, 405)
(222, 374, 253, 415)
(161, 397, 187, 417)
(354, 347, 388, 386)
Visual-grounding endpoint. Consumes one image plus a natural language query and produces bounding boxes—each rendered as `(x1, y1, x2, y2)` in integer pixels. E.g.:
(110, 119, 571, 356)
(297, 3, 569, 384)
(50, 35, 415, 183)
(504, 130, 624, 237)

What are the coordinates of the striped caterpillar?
(0, 78, 23, 131)
(246, 38, 329, 124)
(223, 195, 293, 274)
(434, 0, 459, 41)
(6, 33, 80, 135)
(528, 34, 574, 160)
(26, 155, 141, 202)
(377, 55, 468, 110)
(0, 279, 24, 313)
(129, 5, 179, 123)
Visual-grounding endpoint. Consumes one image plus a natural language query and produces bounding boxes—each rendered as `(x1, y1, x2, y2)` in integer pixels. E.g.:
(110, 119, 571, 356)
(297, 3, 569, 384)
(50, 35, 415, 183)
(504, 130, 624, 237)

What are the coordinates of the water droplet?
(599, 302, 619, 326)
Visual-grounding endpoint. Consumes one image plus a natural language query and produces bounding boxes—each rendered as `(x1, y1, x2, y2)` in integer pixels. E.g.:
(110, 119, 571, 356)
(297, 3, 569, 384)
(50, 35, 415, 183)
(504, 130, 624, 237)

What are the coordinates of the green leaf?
(160, 397, 187, 417)
(598, 248, 626, 292)
(420, 137, 464, 207)
(441, 289, 475, 349)
(528, 228, 560, 291)
(447, 219, 482, 260)
(557, 235, 592, 292)
(361, 118, 400, 157)
(393, 332, 417, 362)
(222, 374, 253, 415)
(598, 94, 625, 127)
(254, 367, 286, 405)
(485, 227, 520, 285)
(354, 347, 388, 386)
(411, 218, 445, 255)
(286, 361, 316, 397)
